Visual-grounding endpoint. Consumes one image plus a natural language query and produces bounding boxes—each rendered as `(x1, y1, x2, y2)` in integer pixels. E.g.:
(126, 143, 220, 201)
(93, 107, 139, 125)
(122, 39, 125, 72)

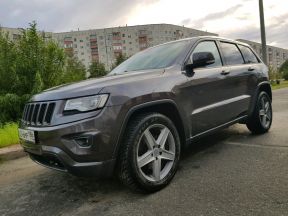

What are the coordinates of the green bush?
(0, 94, 30, 124)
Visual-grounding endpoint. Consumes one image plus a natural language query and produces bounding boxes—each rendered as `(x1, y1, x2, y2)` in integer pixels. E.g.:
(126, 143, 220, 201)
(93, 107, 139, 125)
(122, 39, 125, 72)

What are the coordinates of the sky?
(0, 0, 287, 48)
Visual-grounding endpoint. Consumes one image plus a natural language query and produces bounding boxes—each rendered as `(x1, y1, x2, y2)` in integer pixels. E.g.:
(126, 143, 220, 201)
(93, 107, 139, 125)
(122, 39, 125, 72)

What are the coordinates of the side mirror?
(185, 52, 215, 72)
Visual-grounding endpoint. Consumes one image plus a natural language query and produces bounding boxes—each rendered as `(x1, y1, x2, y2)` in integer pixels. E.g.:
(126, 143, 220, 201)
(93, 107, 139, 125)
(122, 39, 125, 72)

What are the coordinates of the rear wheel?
(246, 91, 272, 134)
(118, 113, 181, 192)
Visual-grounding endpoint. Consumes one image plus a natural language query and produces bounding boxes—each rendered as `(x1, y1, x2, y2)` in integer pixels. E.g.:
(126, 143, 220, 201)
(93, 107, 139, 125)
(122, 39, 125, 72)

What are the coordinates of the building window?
(122, 34, 125, 37)
(80, 39, 83, 42)
(74, 38, 77, 42)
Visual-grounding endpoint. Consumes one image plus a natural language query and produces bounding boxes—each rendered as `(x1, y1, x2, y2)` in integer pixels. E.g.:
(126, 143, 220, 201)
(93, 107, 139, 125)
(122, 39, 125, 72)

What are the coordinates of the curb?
(0, 144, 27, 162)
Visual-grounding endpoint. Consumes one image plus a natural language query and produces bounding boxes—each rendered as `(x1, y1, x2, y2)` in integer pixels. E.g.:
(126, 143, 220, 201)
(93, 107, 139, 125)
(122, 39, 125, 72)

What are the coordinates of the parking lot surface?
(1, 88, 288, 216)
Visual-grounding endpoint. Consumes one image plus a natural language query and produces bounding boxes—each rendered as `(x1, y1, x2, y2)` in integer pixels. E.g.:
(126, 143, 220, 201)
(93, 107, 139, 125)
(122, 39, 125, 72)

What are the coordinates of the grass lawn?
(272, 80, 288, 90)
(0, 123, 19, 148)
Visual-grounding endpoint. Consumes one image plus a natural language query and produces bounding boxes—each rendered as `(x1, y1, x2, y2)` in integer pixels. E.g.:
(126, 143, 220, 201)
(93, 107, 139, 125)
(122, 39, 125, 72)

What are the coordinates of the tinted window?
(110, 40, 191, 74)
(192, 41, 222, 68)
(220, 42, 244, 65)
(238, 45, 259, 64)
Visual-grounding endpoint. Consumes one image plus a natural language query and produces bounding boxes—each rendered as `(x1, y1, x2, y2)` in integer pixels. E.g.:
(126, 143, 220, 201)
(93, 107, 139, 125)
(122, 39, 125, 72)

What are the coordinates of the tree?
(0, 22, 86, 123)
(88, 61, 107, 78)
(0, 30, 18, 94)
(61, 56, 86, 83)
(279, 60, 288, 80)
(112, 53, 128, 69)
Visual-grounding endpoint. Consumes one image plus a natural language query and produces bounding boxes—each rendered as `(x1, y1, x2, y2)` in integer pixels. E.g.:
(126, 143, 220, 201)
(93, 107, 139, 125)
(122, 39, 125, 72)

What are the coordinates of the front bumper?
(28, 145, 115, 177)
(20, 106, 123, 177)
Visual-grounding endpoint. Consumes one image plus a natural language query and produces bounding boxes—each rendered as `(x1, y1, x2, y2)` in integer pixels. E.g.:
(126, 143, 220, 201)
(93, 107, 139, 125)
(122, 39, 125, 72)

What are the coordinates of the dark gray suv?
(19, 36, 272, 192)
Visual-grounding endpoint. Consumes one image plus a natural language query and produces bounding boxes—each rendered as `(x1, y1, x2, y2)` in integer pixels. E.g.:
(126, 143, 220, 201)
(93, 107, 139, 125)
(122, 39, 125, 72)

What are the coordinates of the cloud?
(0, 0, 159, 31)
(191, 4, 243, 29)
(0, 0, 287, 49)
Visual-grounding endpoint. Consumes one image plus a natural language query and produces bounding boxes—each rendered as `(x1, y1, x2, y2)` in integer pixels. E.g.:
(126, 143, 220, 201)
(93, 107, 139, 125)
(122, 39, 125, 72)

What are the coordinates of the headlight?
(64, 94, 109, 113)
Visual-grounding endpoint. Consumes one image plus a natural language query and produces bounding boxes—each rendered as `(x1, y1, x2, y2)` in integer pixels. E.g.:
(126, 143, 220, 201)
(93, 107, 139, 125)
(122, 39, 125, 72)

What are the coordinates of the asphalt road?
(1, 88, 288, 216)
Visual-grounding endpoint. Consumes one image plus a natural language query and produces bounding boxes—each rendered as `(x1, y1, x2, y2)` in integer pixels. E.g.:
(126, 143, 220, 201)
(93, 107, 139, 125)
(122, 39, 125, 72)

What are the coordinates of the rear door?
(238, 44, 262, 96)
(217, 41, 255, 120)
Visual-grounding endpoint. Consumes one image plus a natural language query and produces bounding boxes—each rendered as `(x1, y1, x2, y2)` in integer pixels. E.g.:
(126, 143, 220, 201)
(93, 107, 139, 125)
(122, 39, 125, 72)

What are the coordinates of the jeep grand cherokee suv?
(19, 36, 272, 192)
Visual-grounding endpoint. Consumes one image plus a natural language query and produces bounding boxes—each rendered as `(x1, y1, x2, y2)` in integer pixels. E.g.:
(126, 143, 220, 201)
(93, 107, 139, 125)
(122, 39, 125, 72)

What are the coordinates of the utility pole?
(259, 0, 267, 64)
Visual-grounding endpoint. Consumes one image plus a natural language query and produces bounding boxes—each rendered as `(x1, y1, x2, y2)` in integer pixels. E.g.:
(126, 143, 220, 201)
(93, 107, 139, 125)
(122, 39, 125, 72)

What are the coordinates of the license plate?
(18, 129, 36, 143)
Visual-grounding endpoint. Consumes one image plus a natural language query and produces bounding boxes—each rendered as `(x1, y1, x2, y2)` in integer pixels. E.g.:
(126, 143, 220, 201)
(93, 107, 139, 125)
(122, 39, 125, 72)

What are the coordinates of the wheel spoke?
(138, 151, 154, 168)
(261, 97, 265, 109)
(265, 102, 269, 112)
(266, 114, 271, 121)
(259, 109, 265, 116)
(157, 127, 170, 148)
(143, 129, 156, 150)
(160, 149, 175, 161)
(153, 159, 161, 181)
(262, 115, 267, 126)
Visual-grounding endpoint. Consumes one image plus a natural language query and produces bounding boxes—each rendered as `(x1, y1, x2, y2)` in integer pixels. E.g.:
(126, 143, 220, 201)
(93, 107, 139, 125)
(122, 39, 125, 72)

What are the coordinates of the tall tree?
(279, 60, 288, 80)
(88, 61, 107, 78)
(0, 30, 17, 94)
(62, 56, 86, 83)
(112, 53, 128, 69)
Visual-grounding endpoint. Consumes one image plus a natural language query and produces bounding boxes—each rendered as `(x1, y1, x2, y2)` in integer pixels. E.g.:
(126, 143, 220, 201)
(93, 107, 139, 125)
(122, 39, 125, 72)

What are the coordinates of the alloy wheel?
(136, 124, 176, 182)
(259, 95, 272, 129)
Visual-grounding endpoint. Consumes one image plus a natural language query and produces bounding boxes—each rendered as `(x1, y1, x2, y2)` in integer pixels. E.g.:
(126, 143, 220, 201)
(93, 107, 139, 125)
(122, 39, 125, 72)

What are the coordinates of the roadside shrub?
(0, 94, 30, 124)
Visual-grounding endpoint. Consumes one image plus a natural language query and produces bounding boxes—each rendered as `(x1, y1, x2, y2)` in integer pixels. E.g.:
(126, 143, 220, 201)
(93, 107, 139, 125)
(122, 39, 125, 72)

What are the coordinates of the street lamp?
(259, 0, 267, 64)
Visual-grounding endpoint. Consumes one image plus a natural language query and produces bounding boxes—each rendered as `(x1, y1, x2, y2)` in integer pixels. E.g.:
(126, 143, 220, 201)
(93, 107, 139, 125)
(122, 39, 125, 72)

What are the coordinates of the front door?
(182, 40, 234, 135)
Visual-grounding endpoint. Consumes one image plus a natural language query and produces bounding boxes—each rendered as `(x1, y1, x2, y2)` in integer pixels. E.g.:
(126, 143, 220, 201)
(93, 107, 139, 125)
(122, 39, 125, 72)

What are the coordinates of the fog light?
(75, 137, 91, 147)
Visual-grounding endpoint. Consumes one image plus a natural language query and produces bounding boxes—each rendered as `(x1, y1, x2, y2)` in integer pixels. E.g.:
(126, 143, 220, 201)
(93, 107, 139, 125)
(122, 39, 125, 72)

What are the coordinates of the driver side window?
(191, 41, 222, 68)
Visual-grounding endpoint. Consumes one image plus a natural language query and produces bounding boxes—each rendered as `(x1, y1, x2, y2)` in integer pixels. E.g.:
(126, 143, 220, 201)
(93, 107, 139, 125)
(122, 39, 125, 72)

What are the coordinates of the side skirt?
(186, 115, 248, 144)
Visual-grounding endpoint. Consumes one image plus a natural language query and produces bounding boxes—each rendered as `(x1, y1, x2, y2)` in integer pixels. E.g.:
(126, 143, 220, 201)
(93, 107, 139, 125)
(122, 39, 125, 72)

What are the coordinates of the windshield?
(110, 40, 191, 74)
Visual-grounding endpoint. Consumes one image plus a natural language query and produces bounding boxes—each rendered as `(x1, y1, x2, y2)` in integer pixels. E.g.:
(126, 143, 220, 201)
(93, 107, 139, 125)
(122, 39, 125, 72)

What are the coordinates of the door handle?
(221, 69, 230, 75)
(248, 67, 255, 71)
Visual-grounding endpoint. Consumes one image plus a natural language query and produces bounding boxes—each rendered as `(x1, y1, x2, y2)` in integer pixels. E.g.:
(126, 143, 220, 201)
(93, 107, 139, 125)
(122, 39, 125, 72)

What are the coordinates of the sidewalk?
(0, 144, 26, 161)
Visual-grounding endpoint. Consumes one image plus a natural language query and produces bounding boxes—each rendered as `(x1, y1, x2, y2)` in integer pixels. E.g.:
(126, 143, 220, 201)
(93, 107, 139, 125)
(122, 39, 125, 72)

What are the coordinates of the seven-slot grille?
(22, 102, 56, 126)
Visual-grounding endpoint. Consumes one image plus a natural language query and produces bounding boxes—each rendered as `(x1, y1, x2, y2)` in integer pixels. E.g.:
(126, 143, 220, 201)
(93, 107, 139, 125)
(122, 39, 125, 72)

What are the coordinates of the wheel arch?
(113, 100, 188, 158)
(258, 81, 272, 101)
(248, 81, 272, 117)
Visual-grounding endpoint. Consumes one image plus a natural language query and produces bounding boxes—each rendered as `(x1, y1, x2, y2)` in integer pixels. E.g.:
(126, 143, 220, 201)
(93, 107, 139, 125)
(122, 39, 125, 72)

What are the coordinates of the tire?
(246, 91, 272, 134)
(117, 113, 181, 193)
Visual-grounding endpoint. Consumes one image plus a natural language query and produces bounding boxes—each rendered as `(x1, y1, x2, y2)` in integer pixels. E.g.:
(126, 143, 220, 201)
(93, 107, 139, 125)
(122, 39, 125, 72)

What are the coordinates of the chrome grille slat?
(21, 102, 56, 126)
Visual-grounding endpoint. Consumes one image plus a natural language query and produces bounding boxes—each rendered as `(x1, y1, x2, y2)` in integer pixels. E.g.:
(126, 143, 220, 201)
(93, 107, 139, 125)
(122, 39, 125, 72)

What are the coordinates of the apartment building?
(1, 27, 53, 41)
(52, 24, 218, 69)
(2, 25, 288, 71)
(237, 39, 288, 70)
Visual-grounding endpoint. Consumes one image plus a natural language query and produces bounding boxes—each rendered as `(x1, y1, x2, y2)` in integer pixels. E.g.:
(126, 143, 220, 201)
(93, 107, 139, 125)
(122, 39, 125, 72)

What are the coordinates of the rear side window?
(238, 45, 259, 64)
(220, 42, 244, 65)
(192, 41, 222, 68)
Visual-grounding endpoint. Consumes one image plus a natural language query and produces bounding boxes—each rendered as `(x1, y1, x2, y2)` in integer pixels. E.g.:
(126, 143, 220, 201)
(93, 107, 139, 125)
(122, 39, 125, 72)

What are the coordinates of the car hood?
(31, 69, 165, 101)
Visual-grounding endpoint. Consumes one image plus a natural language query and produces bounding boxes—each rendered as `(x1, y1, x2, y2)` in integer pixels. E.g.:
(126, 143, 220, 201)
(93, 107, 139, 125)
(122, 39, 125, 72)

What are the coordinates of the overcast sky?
(0, 0, 287, 48)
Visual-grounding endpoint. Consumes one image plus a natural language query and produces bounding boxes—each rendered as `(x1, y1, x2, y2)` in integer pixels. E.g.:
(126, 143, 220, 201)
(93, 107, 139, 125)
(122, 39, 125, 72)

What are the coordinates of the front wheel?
(117, 113, 181, 192)
(246, 91, 272, 134)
